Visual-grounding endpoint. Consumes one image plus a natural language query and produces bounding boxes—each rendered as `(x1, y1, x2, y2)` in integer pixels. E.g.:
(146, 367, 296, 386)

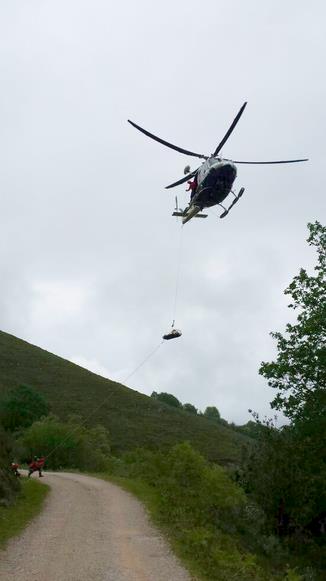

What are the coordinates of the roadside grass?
(0, 478, 49, 549)
(95, 443, 274, 581)
(97, 472, 204, 580)
(94, 443, 321, 581)
(98, 472, 314, 581)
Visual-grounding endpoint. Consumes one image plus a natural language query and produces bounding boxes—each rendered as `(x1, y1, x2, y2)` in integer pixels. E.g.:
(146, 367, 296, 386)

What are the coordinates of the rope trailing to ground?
(46, 340, 164, 460)
(41, 226, 185, 460)
(122, 341, 164, 383)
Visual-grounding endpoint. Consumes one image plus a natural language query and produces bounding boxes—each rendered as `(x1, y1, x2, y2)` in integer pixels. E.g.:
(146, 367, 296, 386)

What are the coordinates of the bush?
(20, 414, 111, 471)
(182, 527, 263, 581)
(150, 391, 182, 408)
(157, 443, 245, 527)
(111, 443, 269, 579)
(183, 403, 198, 415)
(0, 425, 20, 506)
(204, 406, 221, 422)
(0, 384, 49, 432)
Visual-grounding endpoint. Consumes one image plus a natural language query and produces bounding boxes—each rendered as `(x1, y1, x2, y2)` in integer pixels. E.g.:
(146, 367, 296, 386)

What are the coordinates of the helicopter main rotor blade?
(128, 120, 207, 159)
(165, 170, 198, 189)
(224, 158, 309, 164)
(213, 102, 247, 157)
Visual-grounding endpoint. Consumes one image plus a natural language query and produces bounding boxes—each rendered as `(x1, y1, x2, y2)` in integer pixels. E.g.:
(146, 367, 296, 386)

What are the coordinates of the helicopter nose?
(221, 163, 237, 181)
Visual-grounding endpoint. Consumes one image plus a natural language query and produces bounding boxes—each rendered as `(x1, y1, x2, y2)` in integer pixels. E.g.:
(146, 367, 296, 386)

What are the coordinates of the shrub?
(113, 443, 267, 580)
(157, 443, 245, 528)
(0, 384, 49, 432)
(183, 403, 198, 415)
(204, 406, 221, 421)
(150, 391, 182, 408)
(20, 414, 110, 471)
(0, 425, 20, 506)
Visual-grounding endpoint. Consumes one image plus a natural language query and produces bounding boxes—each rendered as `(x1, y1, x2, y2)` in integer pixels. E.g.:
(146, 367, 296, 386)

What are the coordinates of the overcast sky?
(0, 1, 324, 424)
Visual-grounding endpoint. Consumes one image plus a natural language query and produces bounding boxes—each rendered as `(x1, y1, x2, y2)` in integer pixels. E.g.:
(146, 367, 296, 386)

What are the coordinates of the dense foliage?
(0, 479, 49, 548)
(244, 222, 326, 575)
(150, 391, 182, 408)
(0, 425, 20, 506)
(109, 443, 314, 580)
(0, 384, 49, 432)
(182, 402, 198, 415)
(260, 221, 325, 424)
(204, 406, 221, 421)
(112, 444, 263, 580)
(20, 414, 111, 471)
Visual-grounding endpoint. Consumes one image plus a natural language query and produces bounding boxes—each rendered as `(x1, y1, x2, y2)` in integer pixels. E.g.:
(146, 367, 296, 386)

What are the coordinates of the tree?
(203, 406, 220, 421)
(151, 391, 182, 408)
(236, 420, 266, 440)
(20, 414, 110, 471)
(0, 384, 49, 432)
(183, 403, 198, 415)
(247, 222, 326, 533)
(0, 425, 20, 504)
(260, 221, 326, 424)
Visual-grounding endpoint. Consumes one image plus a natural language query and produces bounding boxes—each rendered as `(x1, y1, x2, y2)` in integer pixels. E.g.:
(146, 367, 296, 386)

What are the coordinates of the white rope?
(46, 341, 164, 460)
(171, 223, 184, 327)
(37, 224, 185, 463)
(122, 341, 164, 383)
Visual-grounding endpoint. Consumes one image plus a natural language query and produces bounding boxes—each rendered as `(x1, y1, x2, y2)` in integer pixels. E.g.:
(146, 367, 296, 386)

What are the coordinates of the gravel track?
(0, 472, 193, 581)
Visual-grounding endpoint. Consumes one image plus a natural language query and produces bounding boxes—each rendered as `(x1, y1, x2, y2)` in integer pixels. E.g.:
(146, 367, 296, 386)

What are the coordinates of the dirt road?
(0, 472, 193, 581)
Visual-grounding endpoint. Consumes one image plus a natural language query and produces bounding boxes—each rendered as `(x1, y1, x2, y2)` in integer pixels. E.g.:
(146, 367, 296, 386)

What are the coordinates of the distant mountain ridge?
(0, 330, 248, 463)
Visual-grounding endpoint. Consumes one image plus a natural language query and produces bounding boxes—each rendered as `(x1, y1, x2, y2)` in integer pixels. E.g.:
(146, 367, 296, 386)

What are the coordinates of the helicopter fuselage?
(194, 157, 237, 209)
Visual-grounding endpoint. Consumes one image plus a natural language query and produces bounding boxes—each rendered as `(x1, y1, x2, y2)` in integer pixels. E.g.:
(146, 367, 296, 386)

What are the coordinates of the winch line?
(31, 225, 184, 462)
(122, 340, 164, 383)
(171, 223, 184, 327)
(32, 227, 183, 462)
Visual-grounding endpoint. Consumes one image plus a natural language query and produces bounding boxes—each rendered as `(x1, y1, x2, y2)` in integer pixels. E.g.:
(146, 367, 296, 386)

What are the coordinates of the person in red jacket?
(28, 456, 45, 478)
(186, 175, 198, 201)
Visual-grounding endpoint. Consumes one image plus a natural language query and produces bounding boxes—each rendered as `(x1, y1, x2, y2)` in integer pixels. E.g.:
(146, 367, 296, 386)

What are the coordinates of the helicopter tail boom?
(182, 205, 202, 224)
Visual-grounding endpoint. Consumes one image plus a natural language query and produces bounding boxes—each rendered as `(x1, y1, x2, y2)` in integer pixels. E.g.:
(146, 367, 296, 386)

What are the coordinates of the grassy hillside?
(0, 330, 248, 463)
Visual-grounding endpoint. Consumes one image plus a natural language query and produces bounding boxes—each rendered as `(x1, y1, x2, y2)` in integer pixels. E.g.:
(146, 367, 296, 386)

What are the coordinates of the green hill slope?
(0, 330, 248, 463)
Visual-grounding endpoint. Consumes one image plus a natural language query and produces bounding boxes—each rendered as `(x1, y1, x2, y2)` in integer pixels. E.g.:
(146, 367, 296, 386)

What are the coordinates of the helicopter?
(128, 102, 308, 224)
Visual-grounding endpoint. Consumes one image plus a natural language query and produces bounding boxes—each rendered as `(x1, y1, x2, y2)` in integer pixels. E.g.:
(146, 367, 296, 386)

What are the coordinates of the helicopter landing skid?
(219, 187, 245, 219)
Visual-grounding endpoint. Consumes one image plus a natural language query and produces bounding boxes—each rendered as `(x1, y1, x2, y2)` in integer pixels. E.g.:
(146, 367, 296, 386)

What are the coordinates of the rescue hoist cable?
(171, 223, 184, 328)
